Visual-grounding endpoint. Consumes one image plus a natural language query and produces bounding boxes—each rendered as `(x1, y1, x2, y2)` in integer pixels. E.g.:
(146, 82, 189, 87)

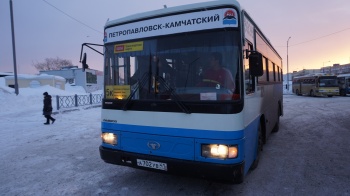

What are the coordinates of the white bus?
(337, 73, 350, 96)
(93, 0, 283, 183)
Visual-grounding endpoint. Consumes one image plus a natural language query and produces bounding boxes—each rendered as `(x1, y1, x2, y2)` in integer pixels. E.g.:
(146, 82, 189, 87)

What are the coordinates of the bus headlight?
(101, 132, 117, 145)
(201, 144, 238, 159)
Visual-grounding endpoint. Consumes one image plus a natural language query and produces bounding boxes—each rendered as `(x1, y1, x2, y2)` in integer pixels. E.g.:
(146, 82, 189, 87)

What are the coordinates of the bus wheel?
(296, 89, 300, 96)
(310, 90, 315, 97)
(340, 89, 346, 96)
(272, 114, 280, 133)
(251, 123, 263, 170)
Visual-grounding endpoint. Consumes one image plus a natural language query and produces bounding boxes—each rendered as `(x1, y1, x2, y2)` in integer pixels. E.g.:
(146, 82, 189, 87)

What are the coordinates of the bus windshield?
(104, 30, 241, 102)
(318, 76, 338, 87)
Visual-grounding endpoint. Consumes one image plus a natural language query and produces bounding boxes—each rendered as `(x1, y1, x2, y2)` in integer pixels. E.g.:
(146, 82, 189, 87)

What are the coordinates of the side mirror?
(82, 53, 89, 72)
(249, 51, 263, 77)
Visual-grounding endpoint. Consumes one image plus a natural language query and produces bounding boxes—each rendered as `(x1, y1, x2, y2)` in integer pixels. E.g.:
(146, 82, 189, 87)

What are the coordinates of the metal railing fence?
(56, 94, 103, 110)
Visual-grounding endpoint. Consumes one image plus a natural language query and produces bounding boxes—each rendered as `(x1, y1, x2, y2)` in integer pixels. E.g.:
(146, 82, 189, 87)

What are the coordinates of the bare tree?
(32, 57, 73, 71)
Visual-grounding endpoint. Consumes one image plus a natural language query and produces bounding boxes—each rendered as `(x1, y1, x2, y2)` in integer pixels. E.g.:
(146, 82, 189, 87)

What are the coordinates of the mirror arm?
(79, 43, 104, 63)
(245, 49, 257, 59)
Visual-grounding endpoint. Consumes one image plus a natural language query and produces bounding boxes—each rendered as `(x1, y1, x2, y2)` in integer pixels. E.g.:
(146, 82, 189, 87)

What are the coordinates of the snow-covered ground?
(1, 77, 349, 195)
(0, 78, 104, 195)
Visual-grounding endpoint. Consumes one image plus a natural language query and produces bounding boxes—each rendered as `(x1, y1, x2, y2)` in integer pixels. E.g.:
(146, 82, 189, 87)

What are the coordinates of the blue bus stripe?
(102, 122, 244, 139)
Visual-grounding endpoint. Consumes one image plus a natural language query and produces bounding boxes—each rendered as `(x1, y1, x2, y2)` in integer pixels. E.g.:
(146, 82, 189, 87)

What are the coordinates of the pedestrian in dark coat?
(43, 92, 55, 125)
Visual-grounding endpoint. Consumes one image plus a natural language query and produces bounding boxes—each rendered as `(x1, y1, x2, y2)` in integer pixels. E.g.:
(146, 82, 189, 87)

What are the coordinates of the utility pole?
(10, 0, 19, 95)
(322, 61, 330, 73)
(287, 37, 291, 91)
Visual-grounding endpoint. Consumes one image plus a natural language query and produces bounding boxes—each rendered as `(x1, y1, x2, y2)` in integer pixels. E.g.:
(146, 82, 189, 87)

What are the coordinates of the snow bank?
(0, 76, 102, 115)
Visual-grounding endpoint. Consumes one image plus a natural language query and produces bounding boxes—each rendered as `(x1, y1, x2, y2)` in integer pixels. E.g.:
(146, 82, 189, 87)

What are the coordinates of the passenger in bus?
(199, 52, 235, 92)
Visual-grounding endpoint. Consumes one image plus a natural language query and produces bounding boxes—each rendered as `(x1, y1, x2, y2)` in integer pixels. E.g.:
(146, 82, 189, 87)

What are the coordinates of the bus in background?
(93, 0, 283, 183)
(292, 74, 339, 97)
(337, 73, 350, 96)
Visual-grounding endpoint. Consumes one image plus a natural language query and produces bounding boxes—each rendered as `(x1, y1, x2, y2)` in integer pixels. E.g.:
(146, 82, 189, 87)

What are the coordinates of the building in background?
(5, 74, 65, 90)
(321, 63, 350, 75)
(291, 63, 350, 78)
(39, 66, 103, 93)
(292, 69, 321, 77)
(0, 72, 13, 78)
(282, 63, 350, 91)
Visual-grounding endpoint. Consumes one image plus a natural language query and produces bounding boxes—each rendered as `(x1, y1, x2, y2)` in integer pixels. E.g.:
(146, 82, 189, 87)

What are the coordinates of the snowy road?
(1, 94, 350, 195)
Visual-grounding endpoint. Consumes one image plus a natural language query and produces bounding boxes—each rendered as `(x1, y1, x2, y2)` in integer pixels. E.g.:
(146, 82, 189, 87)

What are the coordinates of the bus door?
(339, 77, 346, 96)
(340, 76, 350, 95)
(299, 79, 303, 95)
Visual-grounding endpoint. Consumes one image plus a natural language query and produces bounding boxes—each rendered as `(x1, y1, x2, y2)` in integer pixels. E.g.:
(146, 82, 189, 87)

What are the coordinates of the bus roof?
(105, 0, 241, 28)
(293, 73, 337, 79)
(337, 73, 350, 77)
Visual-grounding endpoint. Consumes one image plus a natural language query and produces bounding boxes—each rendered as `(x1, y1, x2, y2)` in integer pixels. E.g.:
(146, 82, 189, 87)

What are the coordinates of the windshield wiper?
(123, 54, 154, 111)
(185, 57, 200, 88)
(122, 72, 149, 111)
(156, 76, 191, 114)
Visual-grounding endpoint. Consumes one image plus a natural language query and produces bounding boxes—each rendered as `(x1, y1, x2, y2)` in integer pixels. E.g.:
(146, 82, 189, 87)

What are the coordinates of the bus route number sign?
(105, 85, 131, 99)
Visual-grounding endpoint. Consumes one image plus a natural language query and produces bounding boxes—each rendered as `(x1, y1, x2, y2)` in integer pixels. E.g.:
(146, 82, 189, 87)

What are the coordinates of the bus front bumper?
(99, 146, 245, 183)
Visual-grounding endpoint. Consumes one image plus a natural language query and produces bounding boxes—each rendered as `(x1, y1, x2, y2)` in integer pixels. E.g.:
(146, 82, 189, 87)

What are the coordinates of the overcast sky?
(1, 0, 350, 74)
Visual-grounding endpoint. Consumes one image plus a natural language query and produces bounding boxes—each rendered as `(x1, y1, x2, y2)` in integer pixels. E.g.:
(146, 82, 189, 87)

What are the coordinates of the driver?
(200, 52, 235, 92)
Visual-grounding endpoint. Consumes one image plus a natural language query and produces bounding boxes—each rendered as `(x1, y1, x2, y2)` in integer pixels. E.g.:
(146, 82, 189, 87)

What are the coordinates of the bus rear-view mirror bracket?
(79, 43, 104, 72)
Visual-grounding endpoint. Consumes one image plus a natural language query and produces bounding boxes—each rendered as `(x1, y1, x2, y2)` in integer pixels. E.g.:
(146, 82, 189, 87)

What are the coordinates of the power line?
(275, 27, 350, 48)
(42, 0, 103, 34)
(290, 27, 350, 47)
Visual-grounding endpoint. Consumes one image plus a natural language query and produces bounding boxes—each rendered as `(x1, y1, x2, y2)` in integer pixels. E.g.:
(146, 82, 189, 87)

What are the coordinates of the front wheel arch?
(250, 122, 263, 170)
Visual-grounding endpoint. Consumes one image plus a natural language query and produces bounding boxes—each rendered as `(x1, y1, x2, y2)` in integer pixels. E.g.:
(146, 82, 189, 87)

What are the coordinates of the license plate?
(136, 159, 167, 171)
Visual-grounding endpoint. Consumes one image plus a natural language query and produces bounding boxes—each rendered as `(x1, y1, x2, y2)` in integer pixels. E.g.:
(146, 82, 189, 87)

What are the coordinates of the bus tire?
(296, 89, 300, 96)
(251, 123, 263, 170)
(340, 89, 346, 96)
(272, 104, 280, 133)
(310, 90, 315, 97)
(272, 115, 280, 133)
